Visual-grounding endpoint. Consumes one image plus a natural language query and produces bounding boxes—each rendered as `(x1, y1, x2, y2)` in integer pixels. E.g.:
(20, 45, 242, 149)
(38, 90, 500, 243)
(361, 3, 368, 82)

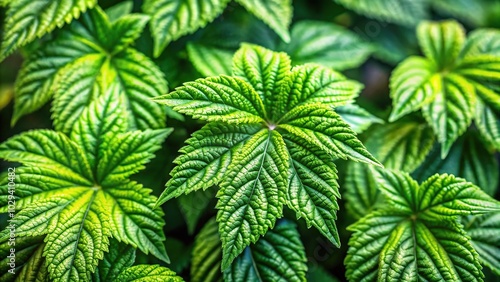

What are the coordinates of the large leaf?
(155, 44, 377, 268)
(224, 220, 307, 282)
(280, 20, 373, 70)
(345, 170, 500, 281)
(143, 0, 230, 57)
(217, 129, 289, 269)
(114, 265, 184, 282)
(0, 90, 171, 281)
(12, 6, 168, 131)
(0, 0, 97, 60)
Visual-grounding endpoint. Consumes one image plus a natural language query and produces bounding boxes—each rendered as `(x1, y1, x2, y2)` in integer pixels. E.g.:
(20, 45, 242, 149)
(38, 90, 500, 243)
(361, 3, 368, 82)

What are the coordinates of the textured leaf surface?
(217, 129, 289, 269)
(389, 20, 500, 156)
(281, 20, 372, 70)
(191, 218, 223, 282)
(285, 136, 341, 245)
(156, 44, 376, 268)
(93, 239, 136, 282)
(0, 236, 47, 281)
(115, 265, 184, 282)
(143, 0, 230, 57)
(346, 170, 500, 282)
(12, 7, 168, 131)
(224, 221, 307, 282)
(0, 0, 97, 60)
(464, 212, 500, 275)
(334, 0, 427, 26)
(0, 93, 171, 280)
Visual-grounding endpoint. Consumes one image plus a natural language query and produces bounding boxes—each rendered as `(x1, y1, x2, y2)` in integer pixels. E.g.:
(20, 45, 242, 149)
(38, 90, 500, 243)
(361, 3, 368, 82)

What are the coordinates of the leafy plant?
(345, 169, 500, 281)
(0, 0, 499, 281)
(155, 43, 379, 268)
(0, 88, 171, 281)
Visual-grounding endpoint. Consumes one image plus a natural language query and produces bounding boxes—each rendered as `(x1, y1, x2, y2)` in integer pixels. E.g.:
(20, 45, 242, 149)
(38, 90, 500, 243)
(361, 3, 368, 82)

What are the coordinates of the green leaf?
(279, 104, 380, 166)
(418, 173, 500, 218)
(0, 0, 97, 60)
(432, 0, 485, 27)
(346, 170, 500, 281)
(234, 0, 291, 43)
(191, 218, 223, 282)
(224, 220, 307, 282)
(44, 191, 110, 282)
(417, 20, 466, 69)
(232, 43, 291, 121)
(344, 162, 383, 220)
(187, 43, 233, 77)
(277, 64, 362, 117)
(464, 212, 500, 275)
(389, 20, 500, 156)
(335, 104, 383, 134)
(333, 0, 427, 26)
(93, 239, 136, 282)
(217, 129, 289, 269)
(114, 265, 184, 282)
(155, 43, 377, 269)
(143, 0, 231, 57)
(389, 57, 440, 121)
(364, 121, 436, 172)
(155, 75, 266, 124)
(475, 97, 500, 150)
(158, 123, 260, 204)
(0, 94, 171, 280)
(285, 135, 341, 246)
(12, 7, 168, 131)
(280, 20, 373, 70)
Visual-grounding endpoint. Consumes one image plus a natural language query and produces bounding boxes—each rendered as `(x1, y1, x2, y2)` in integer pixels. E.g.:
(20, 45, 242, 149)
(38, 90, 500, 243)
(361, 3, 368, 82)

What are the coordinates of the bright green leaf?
(187, 43, 233, 77)
(114, 265, 184, 282)
(0, 0, 97, 61)
(191, 218, 223, 282)
(93, 239, 136, 282)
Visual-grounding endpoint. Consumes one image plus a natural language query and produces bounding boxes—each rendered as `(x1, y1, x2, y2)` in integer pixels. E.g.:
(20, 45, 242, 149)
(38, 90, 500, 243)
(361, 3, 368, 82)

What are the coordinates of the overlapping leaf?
(12, 6, 169, 131)
(0, 0, 97, 61)
(143, 0, 292, 57)
(390, 20, 500, 155)
(345, 170, 500, 281)
(0, 89, 171, 282)
(464, 212, 500, 275)
(155, 43, 378, 268)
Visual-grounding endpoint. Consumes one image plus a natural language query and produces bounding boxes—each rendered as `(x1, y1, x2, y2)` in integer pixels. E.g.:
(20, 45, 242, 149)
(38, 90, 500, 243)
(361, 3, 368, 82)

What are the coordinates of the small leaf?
(217, 129, 289, 269)
(0, 0, 97, 60)
(114, 265, 184, 282)
(235, 0, 292, 43)
(143, 0, 230, 57)
(281, 20, 373, 70)
(224, 220, 307, 282)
